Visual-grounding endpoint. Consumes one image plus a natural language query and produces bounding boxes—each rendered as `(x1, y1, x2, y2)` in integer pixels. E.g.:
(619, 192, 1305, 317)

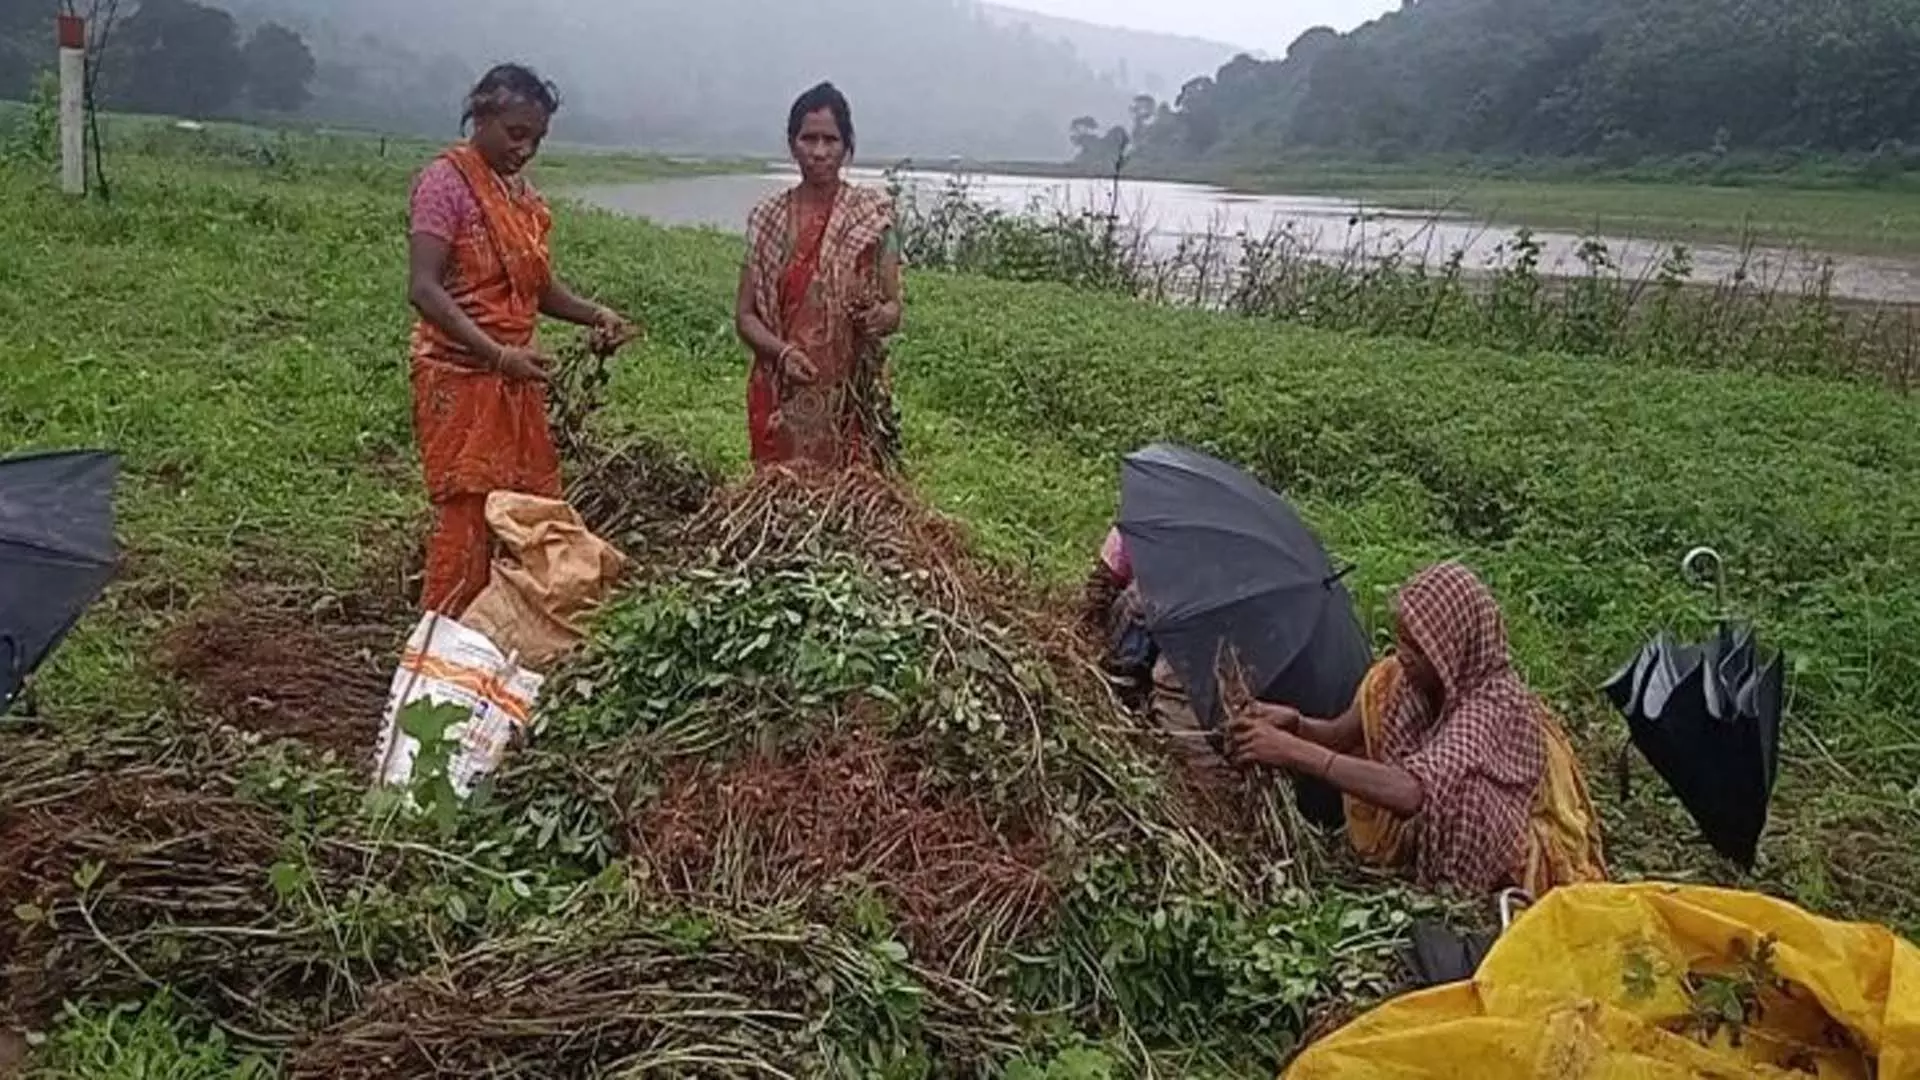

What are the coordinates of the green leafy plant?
(396, 698, 472, 836)
(3, 72, 60, 166)
(28, 993, 271, 1079)
(1682, 935, 1788, 1048)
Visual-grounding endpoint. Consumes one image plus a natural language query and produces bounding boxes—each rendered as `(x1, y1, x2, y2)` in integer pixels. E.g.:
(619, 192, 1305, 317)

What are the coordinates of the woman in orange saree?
(406, 64, 638, 616)
(734, 82, 904, 472)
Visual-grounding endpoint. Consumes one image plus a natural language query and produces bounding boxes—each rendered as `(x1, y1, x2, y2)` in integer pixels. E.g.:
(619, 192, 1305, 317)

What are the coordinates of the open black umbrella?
(1116, 443, 1371, 827)
(1602, 548, 1784, 869)
(1, 450, 121, 714)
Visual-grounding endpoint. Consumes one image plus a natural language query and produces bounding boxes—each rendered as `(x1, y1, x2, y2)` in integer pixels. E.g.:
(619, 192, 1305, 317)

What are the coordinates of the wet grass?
(6, 142, 1920, 1070)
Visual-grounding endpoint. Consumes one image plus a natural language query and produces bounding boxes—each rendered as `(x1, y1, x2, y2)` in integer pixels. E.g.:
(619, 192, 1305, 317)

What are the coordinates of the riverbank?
(1239, 171, 1920, 257)
(7, 144, 1920, 1072)
(961, 155, 1920, 256)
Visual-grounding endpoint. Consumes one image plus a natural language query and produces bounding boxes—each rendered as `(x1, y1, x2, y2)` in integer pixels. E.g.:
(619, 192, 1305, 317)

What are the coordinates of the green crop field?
(6, 134, 1920, 1075)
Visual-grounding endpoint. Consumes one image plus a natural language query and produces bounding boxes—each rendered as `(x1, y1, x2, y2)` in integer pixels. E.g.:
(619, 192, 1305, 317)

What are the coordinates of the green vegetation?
(529, 148, 764, 188)
(0, 104, 754, 196)
(24, 996, 271, 1080)
(895, 174, 1920, 385)
(6, 132, 1920, 1074)
(1098, 0, 1920, 189)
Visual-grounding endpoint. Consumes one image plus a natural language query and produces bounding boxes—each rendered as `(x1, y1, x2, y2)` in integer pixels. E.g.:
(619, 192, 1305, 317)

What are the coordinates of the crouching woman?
(1227, 561, 1607, 896)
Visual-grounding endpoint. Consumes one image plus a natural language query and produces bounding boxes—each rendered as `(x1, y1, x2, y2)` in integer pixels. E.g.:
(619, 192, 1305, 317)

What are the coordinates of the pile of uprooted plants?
(1, 417, 1446, 1075)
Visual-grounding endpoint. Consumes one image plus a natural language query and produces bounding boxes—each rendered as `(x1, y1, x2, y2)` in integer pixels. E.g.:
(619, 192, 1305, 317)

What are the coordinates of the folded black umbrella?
(1404, 920, 1496, 988)
(1116, 443, 1372, 829)
(1, 450, 121, 714)
(1602, 551, 1784, 869)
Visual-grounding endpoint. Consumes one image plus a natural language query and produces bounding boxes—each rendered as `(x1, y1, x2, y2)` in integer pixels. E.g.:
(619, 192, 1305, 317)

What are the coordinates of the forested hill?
(3, 0, 1138, 159)
(1122, 0, 1920, 167)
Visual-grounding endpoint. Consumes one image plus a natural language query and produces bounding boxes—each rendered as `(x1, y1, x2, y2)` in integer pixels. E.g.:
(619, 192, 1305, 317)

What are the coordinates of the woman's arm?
(856, 239, 904, 339)
(1229, 712, 1424, 817)
(1323, 753, 1425, 817)
(1240, 700, 1364, 754)
(1299, 701, 1365, 754)
(408, 234, 502, 368)
(736, 260, 815, 382)
(539, 280, 607, 327)
(408, 235, 553, 381)
(545, 279, 642, 356)
(734, 262, 783, 358)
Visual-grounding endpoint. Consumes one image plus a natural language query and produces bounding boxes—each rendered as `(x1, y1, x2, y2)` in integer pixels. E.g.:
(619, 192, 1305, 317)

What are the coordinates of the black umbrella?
(1602, 548, 1784, 869)
(1116, 443, 1372, 827)
(1402, 888, 1531, 988)
(1404, 919, 1495, 989)
(0, 450, 121, 714)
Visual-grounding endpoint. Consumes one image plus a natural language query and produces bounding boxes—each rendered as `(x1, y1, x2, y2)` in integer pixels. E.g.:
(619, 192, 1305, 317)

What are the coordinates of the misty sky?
(996, 0, 1399, 52)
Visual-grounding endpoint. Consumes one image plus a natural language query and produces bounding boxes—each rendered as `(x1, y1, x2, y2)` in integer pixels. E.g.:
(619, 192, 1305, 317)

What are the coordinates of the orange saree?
(744, 182, 899, 471)
(410, 143, 561, 616)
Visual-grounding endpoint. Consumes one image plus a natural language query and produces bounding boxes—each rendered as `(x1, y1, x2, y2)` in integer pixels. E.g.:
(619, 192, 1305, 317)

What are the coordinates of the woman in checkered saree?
(1227, 562, 1608, 896)
(734, 82, 904, 471)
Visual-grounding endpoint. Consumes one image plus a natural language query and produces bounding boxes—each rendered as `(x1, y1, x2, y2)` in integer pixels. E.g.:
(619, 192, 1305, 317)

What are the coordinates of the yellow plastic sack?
(1285, 883, 1920, 1079)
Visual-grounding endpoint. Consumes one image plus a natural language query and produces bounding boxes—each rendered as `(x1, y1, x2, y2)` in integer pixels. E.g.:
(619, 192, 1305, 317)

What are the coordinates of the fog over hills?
(978, 3, 1251, 100)
(199, 0, 1239, 158)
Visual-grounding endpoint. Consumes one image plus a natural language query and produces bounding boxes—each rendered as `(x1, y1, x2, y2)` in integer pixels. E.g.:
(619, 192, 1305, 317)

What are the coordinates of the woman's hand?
(778, 344, 818, 385)
(588, 307, 642, 357)
(493, 345, 553, 383)
(1227, 702, 1306, 769)
(854, 299, 901, 338)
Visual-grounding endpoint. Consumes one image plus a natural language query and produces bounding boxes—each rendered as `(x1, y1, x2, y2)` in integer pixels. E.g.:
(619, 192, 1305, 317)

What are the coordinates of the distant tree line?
(1, 0, 314, 118)
(1083, 0, 1920, 168)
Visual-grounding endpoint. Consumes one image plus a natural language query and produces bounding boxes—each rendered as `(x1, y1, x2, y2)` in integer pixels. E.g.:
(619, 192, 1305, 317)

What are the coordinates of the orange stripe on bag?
(398, 650, 535, 729)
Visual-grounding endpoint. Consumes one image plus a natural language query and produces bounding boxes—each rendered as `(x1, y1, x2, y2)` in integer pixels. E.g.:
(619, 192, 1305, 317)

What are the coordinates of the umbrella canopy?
(0, 450, 121, 712)
(1603, 620, 1784, 869)
(1116, 443, 1372, 824)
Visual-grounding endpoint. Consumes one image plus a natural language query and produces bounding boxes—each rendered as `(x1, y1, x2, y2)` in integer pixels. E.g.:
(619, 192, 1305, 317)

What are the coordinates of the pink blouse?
(1100, 526, 1132, 583)
(409, 158, 478, 242)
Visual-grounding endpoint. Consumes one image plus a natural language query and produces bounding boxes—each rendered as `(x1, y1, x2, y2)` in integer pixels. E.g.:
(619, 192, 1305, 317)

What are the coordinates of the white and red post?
(57, 13, 86, 195)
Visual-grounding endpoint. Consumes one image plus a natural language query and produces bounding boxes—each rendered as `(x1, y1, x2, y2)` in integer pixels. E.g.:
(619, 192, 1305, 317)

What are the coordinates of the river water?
(570, 166, 1920, 304)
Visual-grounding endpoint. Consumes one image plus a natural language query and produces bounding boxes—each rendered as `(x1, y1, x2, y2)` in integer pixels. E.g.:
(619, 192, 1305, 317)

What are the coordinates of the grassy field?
(7, 136, 1920, 1073)
(0, 101, 755, 189)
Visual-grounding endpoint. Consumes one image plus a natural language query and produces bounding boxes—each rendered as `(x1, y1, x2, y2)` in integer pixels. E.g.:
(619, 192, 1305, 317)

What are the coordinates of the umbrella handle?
(0, 634, 17, 715)
(1498, 888, 1532, 932)
(1682, 546, 1727, 619)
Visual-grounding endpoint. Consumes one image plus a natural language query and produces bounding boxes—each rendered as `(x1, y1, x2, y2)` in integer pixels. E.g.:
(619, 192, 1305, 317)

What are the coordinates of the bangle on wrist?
(1317, 748, 1338, 780)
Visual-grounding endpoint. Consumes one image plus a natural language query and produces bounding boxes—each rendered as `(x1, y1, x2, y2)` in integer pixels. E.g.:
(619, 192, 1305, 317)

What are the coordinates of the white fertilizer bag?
(373, 612, 544, 799)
